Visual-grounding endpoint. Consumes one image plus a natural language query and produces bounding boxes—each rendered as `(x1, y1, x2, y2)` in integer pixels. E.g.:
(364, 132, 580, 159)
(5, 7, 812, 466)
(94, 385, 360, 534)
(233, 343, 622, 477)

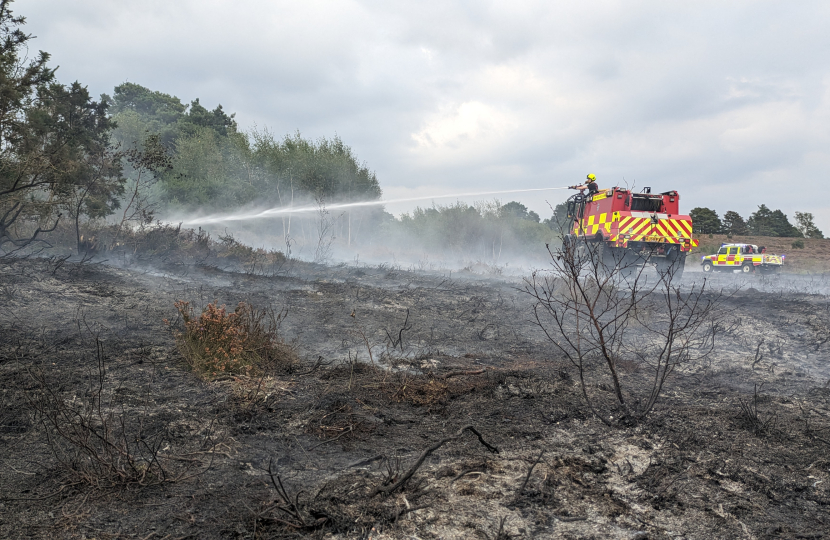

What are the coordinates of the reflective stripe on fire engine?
(574, 213, 693, 244)
(616, 216, 692, 243)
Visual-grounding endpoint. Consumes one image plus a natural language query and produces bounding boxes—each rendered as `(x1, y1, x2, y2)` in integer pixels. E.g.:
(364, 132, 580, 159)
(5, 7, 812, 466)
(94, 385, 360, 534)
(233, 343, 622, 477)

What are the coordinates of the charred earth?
(1, 255, 829, 539)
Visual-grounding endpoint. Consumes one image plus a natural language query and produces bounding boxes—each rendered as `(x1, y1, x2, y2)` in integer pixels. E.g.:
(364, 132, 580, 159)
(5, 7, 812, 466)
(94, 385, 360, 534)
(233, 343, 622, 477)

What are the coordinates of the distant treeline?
(689, 206, 823, 239)
(383, 201, 561, 262)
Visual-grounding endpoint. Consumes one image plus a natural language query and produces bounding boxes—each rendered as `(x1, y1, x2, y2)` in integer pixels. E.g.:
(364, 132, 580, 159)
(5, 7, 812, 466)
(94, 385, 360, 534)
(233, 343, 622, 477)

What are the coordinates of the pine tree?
(722, 211, 749, 236)
(689, 207, 722, 234)
(794, 212, 824, 239)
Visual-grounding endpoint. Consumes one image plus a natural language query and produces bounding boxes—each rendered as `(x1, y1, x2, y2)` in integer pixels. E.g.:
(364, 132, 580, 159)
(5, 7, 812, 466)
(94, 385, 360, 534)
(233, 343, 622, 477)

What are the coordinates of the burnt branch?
(441, 368, 487, 379)
(25, 333, 212, 490)
(523, 238, 730, 425)
(384, 308, 412, 352)
(371, 425, 499, 497)
(514, 449, 545, 500)
(739, 383, 777, 436)
(261, 460, 329, 531)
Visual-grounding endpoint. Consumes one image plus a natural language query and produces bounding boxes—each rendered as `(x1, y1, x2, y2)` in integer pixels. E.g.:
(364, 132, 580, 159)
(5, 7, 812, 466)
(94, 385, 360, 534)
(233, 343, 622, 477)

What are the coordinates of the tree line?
(384, 200, 560, 262)
(0, 0, 382, 255)
(689, 206, 823, 239)
(108, 82, 381, 211)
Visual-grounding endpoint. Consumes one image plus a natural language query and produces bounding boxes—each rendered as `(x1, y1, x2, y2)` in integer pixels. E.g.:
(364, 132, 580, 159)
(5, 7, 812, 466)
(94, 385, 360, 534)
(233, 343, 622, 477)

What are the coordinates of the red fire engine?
(562, 187, 699, 278)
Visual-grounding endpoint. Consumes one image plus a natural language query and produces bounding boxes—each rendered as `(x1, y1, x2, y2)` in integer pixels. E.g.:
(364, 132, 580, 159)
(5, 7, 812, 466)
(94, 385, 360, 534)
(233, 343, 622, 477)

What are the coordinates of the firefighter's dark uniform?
(585, 181, 598, 196)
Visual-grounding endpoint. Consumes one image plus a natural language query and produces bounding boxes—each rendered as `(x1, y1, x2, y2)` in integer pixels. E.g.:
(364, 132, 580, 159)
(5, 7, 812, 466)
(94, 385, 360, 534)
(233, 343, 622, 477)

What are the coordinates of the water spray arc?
(182, 186, 574, 226)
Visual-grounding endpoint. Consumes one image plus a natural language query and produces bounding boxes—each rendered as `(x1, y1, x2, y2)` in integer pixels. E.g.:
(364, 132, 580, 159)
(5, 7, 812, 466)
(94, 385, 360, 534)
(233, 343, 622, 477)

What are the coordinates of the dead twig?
(442, 369, 487, 379)
(293, 356, 332, 376)
(738, 383, 777, 436)
(554, 515, 587, 522)
(351, 311, 375, 366)
(514, 449, 545, 500)
(371, 425, 499, 497)
(261, 459, 328, 531)
(485, 516, 511, 540)
(384, 308, 412, 352)
(390, 503, 429, 523)
(751, 339, 765, 369)
(451, 467, 486, 483)
(306, 424, 356, 451)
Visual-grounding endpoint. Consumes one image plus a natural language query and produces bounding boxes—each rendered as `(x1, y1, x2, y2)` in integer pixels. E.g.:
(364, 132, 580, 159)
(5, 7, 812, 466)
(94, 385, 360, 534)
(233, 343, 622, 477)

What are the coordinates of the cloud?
(411, 101, 519, 163)
(18, 0, 830, 230)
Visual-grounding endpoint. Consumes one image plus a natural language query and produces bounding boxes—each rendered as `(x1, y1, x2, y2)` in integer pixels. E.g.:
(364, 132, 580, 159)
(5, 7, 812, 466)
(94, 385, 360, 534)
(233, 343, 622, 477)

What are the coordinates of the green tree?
(747, 205, 802, 237)
(0, 2, 124, 254)
(500, 201, 539, 222)
(395, 200, 556, 262)
(164, 126, 241, 206)
(247, 130, 381, 205)
(107, 83, 236, 148)
(721, 211, 749, 236)
(689, 207, 722, 234)
(794, 211, 824, 239)
(112, 133, 172, 245)
(178, 98, 236, 138)
(107, 83, 383, 214)
(544, 201, 571, 233)
(107, 82, 187, 148)
(39, 82, 124, 252)
(501, 201, 528, 220)
(0, 0, 58, 251)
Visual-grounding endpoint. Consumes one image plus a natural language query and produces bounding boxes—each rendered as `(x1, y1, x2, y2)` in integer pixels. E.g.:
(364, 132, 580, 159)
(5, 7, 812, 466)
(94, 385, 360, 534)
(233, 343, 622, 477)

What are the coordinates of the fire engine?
(700, 244, 783, 274)
(563, 187, 699, 278)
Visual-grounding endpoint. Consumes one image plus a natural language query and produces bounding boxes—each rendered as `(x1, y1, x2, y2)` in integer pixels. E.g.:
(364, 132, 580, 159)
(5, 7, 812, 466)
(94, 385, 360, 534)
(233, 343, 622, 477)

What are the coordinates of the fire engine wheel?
(741, 263, 754, 274)
(702, 262, 713, 273)
(655, 250, 686, 281)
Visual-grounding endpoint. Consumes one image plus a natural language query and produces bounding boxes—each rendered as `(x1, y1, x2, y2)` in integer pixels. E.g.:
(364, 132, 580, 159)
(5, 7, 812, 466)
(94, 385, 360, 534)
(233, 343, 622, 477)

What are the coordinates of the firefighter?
(569, 174, 599, 196)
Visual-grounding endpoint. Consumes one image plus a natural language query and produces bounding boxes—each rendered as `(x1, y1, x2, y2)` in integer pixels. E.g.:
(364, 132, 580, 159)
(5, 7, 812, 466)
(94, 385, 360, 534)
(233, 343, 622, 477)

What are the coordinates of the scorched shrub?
(171, 300, 296, 378)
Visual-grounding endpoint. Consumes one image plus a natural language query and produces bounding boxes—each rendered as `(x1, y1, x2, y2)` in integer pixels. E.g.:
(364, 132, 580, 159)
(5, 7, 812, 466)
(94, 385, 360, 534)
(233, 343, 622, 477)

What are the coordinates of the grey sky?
(19, 0, 830, 230)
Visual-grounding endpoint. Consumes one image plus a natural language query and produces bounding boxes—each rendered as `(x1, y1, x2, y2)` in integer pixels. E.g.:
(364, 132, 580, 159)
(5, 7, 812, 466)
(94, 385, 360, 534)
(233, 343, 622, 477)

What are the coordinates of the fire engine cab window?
(717, 247, 727, 255)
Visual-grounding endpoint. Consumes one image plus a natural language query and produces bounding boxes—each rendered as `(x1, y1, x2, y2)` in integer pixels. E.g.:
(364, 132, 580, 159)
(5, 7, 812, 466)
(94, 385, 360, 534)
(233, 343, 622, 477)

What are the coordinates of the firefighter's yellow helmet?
(587, 173, 596, 181)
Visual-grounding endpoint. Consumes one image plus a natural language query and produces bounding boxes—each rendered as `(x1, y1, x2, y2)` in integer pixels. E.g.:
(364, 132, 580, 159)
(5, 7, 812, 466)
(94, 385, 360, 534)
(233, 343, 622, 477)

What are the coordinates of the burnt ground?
(1, 256, 829, 539)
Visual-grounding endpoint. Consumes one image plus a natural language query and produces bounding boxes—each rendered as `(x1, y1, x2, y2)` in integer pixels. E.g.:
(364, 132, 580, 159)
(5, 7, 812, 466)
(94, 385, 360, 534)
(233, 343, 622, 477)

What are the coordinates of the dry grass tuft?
(389, 374, 450, 407)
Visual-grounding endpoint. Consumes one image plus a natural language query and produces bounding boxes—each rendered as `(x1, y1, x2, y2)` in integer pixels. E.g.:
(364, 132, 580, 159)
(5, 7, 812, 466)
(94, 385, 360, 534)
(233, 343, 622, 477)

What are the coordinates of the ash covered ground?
(1, 255, 829, 539)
